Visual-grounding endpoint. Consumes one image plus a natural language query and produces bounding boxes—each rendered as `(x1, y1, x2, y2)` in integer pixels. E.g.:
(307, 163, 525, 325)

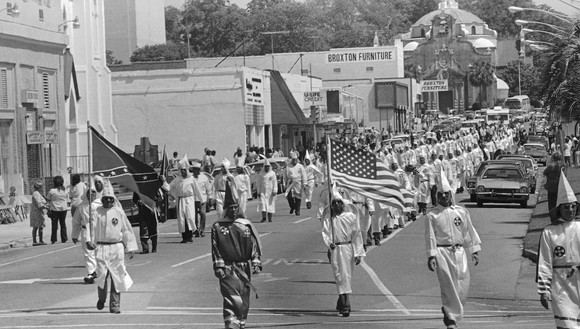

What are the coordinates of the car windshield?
(502, 158, 532, 169)
(525, 145, 545, 152)
(483, 168, 522, 180)
(504, 100, 522, 109)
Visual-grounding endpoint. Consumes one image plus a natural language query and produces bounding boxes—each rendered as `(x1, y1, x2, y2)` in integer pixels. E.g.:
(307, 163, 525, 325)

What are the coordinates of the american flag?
(328, 139, 404, 210)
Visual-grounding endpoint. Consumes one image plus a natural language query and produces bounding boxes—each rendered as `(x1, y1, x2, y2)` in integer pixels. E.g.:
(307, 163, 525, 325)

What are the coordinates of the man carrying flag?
(163, 155, 202, 243)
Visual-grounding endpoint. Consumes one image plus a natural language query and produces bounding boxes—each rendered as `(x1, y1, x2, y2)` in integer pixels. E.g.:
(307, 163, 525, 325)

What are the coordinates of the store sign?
(304, 91, 324, 105)
(325, 49, 395, 64)
(45, 131, 58, 144)
(21, 90, 39, 105)
(243, 72, 264, 106)
(420, 80, 448, 92)
(26, 131, 44, 144)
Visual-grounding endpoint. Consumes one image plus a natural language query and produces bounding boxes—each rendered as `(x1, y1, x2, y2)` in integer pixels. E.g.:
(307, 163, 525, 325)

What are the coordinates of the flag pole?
(163, 145, 168, 223)
(325, 135, 334, 244)
(87, 121, 93, 243)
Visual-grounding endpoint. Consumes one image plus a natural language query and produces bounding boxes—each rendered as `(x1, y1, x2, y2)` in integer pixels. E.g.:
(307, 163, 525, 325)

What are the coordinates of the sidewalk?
(522, 165, 580, 263)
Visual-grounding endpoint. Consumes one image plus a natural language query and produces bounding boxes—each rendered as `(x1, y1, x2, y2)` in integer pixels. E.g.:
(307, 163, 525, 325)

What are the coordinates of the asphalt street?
(0, 179, 553, 329)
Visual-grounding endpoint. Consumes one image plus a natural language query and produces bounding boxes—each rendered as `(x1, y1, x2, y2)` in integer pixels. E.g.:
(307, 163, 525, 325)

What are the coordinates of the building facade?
(0, 0, 68, 194)
(61, 0, 116, 174)
(398, 0, 505, 114)
(104, 0, 166, 64)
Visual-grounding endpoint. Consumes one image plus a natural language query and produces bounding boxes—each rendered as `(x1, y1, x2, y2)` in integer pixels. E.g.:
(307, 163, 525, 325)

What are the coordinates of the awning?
(63, 48, 81, 101)
(496, 76, 509, 99)
(269, 70, 308, 125)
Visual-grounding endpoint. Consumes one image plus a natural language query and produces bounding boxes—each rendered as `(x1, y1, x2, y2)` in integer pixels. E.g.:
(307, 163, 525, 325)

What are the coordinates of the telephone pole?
(260, 31, 290, 70)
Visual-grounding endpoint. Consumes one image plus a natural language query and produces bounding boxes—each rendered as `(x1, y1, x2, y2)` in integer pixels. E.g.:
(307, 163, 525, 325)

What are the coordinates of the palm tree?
(469, 61, 495, 108)
(536, 33, 580, 122)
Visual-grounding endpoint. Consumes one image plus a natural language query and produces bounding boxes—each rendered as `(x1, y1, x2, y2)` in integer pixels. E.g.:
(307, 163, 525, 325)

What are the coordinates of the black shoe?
(140, 250, 149, 254)
(180, 240, 187, 243)
(342, 308, 350, 317)
(96, 300, 105, 310)
(268, 217, 272, 222)
(187, 238, 193, 242)
(386, 228, 393, 235)
(306, 201, 311, 209)
(289, 209, 294, 214)
(374, 239, 381, 246)
(199, 232, 205, 237)
(295, 211, 300, 216)
(261, 217, 267, 223)
(83, 275, 94, 284)
(152, 249, 157, 253)
(193, 231, 200, 237)
(91, 272, 97, 279)
(110, 309, 121, 314)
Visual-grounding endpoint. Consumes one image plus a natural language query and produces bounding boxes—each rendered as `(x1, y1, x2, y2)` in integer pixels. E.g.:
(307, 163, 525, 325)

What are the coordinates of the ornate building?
(398, 0, 506, 114)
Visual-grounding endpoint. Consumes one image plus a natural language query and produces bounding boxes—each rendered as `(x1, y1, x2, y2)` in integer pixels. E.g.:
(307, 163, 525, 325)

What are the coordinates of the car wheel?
(476, 197, 483, 207)
(520, 200, 528, 208)
(470, 194, 476, 202)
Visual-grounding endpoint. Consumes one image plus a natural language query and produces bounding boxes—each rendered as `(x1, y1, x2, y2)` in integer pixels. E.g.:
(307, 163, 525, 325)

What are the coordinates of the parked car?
(475, 165, 531, 208)
(495, 155, 538, 193)
(466, 160, 527, 201)
(522, 142, 549, 166)
(247, 157, 289, 198)
(112, 183, 140, 227)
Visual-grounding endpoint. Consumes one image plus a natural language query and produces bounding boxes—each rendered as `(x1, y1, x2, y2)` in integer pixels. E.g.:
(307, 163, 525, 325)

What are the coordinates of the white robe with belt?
(89, 206, 138, 292)
(538, 221, 580, 329)
(424, 205, 481, 324)
(170, 175, 202, 233)
(257, 170, 277, 213)
(322, 211, 366, 294)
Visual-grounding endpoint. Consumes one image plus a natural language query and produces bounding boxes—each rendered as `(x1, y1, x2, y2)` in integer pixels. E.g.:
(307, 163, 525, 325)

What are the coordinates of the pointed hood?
(439, 168, 452, 192)
(305, 150, 312, 161)
(178, 154, 190, 170)
(263, 158, 271, 166)
(223, 179, 239, 209)
(222, 158, 231, 170)
(556, 172, 577, 207)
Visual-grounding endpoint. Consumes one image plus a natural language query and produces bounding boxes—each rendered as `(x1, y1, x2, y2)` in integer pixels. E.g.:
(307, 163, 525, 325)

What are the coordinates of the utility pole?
(260, 31, 290, 70)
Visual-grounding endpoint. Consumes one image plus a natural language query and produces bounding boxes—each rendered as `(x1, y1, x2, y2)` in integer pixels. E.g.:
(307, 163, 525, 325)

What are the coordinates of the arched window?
(420, 28, 426, 37)
(471, 26, 476, 35)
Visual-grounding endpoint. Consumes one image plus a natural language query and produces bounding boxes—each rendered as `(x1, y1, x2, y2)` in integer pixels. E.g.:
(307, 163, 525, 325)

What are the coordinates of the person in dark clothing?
(132, 192, 158, 254)
(212, 183, 262, 329)
(543, 152, 567, 222)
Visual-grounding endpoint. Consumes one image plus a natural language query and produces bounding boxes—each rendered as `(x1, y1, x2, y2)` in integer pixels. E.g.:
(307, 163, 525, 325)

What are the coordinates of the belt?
(553, 265, 580, 278)
(353, 201, 364, 205)
(97, 241, 122, 245)
(437, 244, 463, 251)
(217, 190, 226, 192)
(335, 241, 352, 245)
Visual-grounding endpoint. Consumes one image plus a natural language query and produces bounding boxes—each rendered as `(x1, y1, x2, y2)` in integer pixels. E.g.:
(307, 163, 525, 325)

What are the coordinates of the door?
(438, 90, 453, 114)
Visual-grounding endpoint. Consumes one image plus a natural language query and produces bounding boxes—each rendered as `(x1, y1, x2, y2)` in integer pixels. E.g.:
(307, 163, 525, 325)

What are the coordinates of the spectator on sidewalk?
(68, 174, 87, 217)
(30, 180, 48, 246)
(537, 172, 580, 328)
(543, 152, 567, 222)
(47, 176, 70, 244)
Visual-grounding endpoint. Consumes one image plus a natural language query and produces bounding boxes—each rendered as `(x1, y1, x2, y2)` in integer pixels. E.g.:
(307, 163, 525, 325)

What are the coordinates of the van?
(504, 95, 532, 115)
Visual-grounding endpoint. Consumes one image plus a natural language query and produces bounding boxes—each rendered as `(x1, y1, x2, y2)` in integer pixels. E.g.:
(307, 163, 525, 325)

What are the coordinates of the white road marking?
(294, 216, 311, 224)
(0, 277, 84, 284)
(0, 245, 78, 268)
(360, 260, 411, 315)
(170, 253, 211, 268)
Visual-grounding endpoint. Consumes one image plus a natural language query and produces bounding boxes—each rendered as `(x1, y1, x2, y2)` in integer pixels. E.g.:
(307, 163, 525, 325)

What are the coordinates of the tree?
(469, 61, 495, 107)
(106, 50, 123, 65)
(165, 6, 183, 42)
(537, 34, 580, 121)
(129, 43, 190, 62)
(498, 60, 539, 100)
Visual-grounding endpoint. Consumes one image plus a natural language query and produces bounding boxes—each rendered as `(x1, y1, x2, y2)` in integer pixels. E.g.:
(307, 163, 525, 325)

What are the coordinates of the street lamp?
(1, 3, 19, 17)
(508, 6, 572, 24)
(181, 33, 192, 58)
(260, 31, 290, 70)
(515, 19, 568, 34)
(58, 16, 81, 31)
